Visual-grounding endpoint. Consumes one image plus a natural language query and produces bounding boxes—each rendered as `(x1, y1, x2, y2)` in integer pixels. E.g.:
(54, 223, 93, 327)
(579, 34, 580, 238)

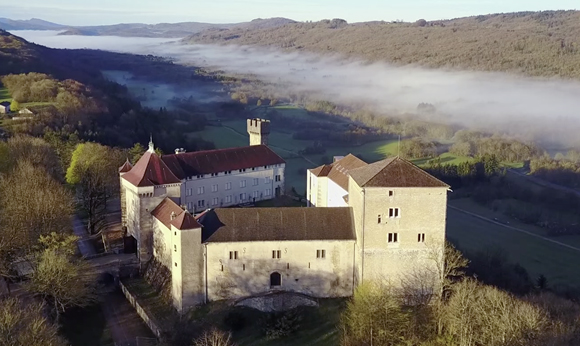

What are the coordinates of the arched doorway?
(270, 272, 281, 287)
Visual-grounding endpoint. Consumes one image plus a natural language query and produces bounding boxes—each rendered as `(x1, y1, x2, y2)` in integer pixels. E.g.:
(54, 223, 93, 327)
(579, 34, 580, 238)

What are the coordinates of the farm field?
(447, 202, 580, 288)
(0, 85, 11, 103)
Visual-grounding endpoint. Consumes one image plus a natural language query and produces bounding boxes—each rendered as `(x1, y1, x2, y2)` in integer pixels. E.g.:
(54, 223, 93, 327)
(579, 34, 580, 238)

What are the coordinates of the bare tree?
(0, 297, 68, 346)
(0, 160, 74, 271)
(192, 329, 235, 346)
(26, 232, 98, 323)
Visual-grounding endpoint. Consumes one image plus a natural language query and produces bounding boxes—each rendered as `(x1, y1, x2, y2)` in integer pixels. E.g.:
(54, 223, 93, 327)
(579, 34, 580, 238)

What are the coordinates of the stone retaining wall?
(119, 280, 162, 338)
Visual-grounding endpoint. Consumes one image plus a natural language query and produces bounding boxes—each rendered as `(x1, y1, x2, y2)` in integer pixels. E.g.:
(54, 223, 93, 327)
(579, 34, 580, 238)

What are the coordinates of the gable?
(349, 157, 449, 188)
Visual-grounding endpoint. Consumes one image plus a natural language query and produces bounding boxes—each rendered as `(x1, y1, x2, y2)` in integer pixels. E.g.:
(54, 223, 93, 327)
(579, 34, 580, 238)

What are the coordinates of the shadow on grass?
(61, 304, 114, 346)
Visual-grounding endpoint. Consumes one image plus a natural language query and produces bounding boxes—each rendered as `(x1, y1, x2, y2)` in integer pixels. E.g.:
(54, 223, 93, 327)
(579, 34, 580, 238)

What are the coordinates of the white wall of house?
(326, 179, 348, 207)
(307, 173, 347, 208)
(181, 164, 285, 213)
(204, 239, 355, 302)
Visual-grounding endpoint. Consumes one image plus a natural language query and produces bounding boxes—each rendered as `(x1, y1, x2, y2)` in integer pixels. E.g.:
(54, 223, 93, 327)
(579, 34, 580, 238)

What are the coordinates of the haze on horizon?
(3, 0, 579, 26)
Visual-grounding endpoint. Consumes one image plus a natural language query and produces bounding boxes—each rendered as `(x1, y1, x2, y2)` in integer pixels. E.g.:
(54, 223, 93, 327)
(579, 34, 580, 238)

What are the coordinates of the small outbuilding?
(0, 102, 10, 114)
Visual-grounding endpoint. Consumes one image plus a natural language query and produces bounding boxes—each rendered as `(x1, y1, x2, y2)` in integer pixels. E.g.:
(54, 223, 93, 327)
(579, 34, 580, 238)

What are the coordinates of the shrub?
(223, 310, 246, 332)
(262, 309, 302, 340)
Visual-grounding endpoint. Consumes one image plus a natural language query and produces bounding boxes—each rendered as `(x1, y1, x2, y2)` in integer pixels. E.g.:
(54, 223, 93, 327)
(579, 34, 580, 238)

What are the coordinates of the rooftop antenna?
(397, 135, 401, 158)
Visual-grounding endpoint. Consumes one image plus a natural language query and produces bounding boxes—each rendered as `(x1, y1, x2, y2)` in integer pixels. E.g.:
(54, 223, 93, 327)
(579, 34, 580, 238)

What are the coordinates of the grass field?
(0, 85, 11, 103)
(447, 199, 580, 288)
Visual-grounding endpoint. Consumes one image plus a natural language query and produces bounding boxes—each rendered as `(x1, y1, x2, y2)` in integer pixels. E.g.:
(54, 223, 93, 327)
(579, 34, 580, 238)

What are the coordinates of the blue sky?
(3, 0, 578, 26)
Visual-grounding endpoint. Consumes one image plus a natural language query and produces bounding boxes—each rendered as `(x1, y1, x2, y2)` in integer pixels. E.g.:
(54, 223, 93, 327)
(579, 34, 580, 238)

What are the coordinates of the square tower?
(247, 118, 270, 146)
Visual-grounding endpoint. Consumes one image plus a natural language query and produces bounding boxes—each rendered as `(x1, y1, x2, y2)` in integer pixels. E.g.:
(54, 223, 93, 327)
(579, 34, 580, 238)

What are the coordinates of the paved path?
(100, 290, 155, 346)
(448, 205, 580, 253)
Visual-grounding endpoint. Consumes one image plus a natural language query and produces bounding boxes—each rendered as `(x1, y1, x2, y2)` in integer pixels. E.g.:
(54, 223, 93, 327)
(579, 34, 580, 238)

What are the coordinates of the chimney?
(170, 211, 177, 220)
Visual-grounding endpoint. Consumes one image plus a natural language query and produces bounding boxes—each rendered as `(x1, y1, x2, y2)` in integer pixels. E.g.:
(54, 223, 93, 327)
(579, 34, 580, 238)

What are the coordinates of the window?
(212, 197, 219, 206)
(316, 250, 326, 258)
(211, 172, 218, 177)
(174, 245, 177, 252)
(229, 251, 238, 260)
(388, 208, 400, 218)
(265, 177, 271, 184)
(253, 191, 259, 198)
(225, 195, 232, 203)
(243, 264, 246, 271)
(265, 188, 272, 196)
(275, 175, 281, 182)
(377, 214, 381, 223)
(197, 186, 205, 195)
(225, 171, 232, 175)
(252, 167, 255, 171)
(238, 168, 247, 173)
(253, 178, 259, 186)
(389, 190, 394, 196)
(187, 202, 193, 211)
(174, 262, 177, 267)
(240, 193, 247, 201)
(196, 174, 204, 179)
(388, 233, 399, 243)
(264, 165, 268, 169)
(272, 250, 281, 259)
(240, 180, 246, 188)
(186, 188, 192, 196)
(211, 184, 218, 192)
(197, 200, 205, 207)
(225, 182, 232, 190)
(418, 233, 425, 243)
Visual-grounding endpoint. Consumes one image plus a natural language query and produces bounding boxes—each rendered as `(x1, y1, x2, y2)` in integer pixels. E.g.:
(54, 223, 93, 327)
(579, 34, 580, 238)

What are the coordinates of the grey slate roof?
(197, 207, 356, 242)
(349, 157, 449, 188)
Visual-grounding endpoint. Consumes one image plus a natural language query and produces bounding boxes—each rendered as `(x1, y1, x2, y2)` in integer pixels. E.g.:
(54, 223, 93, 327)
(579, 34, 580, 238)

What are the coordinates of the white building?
(120, 118, 450, 313)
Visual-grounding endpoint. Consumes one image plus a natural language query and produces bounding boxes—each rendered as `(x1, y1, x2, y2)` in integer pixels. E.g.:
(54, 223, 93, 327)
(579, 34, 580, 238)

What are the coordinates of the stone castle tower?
(247, 118, 270, 146)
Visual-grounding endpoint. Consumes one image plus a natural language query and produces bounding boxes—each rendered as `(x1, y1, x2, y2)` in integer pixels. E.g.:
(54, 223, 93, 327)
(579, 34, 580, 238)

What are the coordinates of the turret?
(247, 118, 270, 146)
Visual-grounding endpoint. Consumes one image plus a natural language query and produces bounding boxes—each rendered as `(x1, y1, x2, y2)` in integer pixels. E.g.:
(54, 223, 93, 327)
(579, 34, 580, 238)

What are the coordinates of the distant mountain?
(1, 17, 296, 38)
(0, 18, 66, 30)
(183, 11, 580, 79)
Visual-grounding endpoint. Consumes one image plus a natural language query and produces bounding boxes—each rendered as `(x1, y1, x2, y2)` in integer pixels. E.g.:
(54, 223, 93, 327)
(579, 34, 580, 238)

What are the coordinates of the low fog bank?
(13, 30, 580, 148)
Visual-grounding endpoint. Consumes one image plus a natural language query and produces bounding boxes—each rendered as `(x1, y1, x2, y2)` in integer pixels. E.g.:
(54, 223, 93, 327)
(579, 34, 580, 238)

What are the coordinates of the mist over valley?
(12, 29, 580, 149)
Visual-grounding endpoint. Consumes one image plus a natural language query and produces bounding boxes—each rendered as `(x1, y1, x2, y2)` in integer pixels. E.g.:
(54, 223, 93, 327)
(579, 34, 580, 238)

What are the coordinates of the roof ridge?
(400, 158, 450, 188)
(362, 157, 396, 185)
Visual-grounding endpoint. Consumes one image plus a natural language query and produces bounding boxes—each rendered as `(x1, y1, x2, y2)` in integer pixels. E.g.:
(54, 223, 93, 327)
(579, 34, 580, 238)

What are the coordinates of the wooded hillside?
(185, 11, 580, 79)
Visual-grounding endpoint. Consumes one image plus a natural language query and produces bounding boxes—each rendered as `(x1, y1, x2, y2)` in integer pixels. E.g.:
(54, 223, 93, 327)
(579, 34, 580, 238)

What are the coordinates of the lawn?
(196, 120, 401, 194)
(0, 85, 11, 103)
(446, 202, 580, 288)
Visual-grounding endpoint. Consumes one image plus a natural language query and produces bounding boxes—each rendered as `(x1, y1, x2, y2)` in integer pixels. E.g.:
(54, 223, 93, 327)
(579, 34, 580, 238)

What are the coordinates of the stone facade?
(121, 121, 449, 313)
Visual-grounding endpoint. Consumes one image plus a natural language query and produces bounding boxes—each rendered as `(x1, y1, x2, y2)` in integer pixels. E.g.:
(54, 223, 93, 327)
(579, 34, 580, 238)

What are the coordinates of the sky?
(2, 0, 579, 26)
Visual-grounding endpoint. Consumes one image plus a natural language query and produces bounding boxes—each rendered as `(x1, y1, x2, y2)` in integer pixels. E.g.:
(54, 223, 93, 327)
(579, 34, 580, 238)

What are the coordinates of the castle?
(120, 119, 449, 313)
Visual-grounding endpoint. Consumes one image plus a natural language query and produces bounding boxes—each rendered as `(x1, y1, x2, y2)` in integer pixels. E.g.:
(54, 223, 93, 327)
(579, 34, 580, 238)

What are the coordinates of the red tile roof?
(160, 145, 285, 179)
(122, 151, 181, 187)
(118, 159, 133, 173)
(349, 157, 450, 188)
(151, 198, 201, 230)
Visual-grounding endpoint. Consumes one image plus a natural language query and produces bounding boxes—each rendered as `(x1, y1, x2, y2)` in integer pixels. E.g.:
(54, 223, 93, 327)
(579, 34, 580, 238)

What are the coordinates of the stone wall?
(119, 280, 163, 339)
